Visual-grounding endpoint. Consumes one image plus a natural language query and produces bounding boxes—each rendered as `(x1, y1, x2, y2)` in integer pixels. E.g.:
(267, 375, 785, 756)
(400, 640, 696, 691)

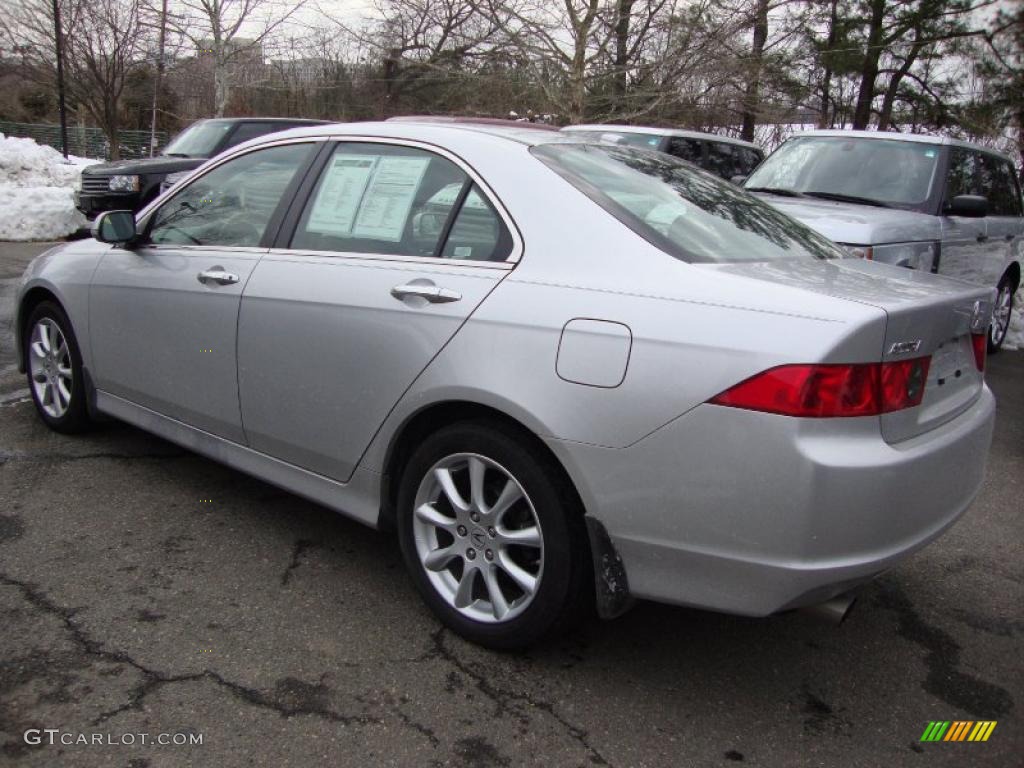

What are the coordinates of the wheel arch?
(16, 286, 65, 373)
(378, 399, 587, 535)
(1002, 261, 1021, 292)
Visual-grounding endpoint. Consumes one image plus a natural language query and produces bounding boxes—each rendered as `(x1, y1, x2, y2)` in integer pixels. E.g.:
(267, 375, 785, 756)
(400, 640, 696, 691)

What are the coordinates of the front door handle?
(975, 234, 989, 243)
(197, 268, 240, 286)
(391, 283, 462, 303)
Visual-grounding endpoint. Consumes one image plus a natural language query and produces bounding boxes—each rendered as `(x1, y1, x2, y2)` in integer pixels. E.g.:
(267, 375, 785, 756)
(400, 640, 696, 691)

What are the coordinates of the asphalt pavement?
(1, 241, 1021, 767)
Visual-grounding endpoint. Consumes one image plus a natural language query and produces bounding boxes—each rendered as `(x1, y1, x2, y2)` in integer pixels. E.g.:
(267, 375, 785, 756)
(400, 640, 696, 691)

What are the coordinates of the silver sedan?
(15, 122, 996, 648)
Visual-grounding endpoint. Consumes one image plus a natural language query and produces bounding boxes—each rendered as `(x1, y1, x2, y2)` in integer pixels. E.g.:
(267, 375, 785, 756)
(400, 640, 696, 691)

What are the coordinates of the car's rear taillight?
(709, 358, 931, 417)
(971, 332, 986, 372)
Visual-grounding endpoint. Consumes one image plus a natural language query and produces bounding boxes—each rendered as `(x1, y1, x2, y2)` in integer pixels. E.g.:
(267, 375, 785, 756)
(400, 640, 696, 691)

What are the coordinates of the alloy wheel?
(412, 453, 544, 623)
(28, 318, 73, 419)
(989, 283, 1013, 348)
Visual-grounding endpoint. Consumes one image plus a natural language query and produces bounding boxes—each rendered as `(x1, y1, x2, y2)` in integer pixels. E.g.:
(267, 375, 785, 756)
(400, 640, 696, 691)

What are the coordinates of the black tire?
(396, 419, 591, 650)
(988, 274, 1016, 354)
(23, 301, 93, 433)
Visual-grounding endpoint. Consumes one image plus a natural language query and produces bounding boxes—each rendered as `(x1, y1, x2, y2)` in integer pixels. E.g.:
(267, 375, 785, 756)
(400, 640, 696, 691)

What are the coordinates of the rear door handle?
(197, 268, 240, 285)
(391, 283, 462, 303)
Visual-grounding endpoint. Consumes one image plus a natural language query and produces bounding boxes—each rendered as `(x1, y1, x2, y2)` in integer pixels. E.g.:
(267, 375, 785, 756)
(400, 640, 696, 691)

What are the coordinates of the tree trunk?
(740, 0, 769, 143)
(853, 0, 885, 129)
(214, 58, 230, 117)
(877, 42, 921, 131)
(818, 0, 839, 128)
(612, 0, 635, 104)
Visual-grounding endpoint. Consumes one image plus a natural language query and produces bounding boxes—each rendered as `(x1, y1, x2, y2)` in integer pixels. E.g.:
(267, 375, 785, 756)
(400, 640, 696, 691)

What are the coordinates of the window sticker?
(305, 154, 378, 236)
(352, 155, 431, 242)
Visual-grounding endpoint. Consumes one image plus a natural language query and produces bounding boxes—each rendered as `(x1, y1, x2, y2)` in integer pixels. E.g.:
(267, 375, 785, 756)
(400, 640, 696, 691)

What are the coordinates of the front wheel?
(24, 301, 92, 433)
(988, 276, 1016, 353)
(396, 421, 590, 649)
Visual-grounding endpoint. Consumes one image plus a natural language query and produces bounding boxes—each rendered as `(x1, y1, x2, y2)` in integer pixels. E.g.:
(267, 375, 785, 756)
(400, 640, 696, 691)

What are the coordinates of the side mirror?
(945, 194, 988, 218)
(92, 210, 137, 244)
(731, 174, 748, 185)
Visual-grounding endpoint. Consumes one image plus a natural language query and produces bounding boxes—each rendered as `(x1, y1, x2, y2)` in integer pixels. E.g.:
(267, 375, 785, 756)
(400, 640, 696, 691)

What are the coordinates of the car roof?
(387, 115, 559, 131)
(194, 117, 331, 125)
(784, 129, 1014, 161)
(252, 120, 599, 148)
(562, 124, 763, 151)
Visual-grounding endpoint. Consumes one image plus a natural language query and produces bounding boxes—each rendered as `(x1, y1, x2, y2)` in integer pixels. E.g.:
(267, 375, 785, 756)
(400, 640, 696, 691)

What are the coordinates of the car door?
(937, 147, 991, 286)
(236, 140, 518, 482)
(89, 140, 319, 443)
(978, 151, 1024, 283)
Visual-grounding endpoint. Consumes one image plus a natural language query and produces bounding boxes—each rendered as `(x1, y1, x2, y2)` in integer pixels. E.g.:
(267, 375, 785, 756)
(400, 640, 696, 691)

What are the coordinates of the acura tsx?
(16, 122, 996, 648)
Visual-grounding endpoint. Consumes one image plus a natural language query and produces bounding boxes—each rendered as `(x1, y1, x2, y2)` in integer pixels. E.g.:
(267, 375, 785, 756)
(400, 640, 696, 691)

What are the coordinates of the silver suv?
(745, 130, 1022, 350)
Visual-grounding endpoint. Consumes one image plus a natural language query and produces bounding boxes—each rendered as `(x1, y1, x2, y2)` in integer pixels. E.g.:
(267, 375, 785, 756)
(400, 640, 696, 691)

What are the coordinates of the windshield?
(746, 136, 940, 209)
(162, 120, 234, 158)
(532, 143, 843, 264)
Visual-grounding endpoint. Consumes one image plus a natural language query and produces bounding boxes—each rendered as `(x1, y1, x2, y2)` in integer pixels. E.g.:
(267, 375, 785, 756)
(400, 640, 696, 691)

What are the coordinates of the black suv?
(75, 117, 329, 218)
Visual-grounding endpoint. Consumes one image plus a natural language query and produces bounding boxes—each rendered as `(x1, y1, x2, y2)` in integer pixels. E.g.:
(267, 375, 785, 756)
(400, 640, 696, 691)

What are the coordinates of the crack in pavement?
(280, 539, 317, 587)
(428, 629, 612, 766)
(0, 573, 380, 730)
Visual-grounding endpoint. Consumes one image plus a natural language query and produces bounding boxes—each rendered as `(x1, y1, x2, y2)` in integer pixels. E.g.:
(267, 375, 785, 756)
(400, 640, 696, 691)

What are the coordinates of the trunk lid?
(707, 258, 995, 442)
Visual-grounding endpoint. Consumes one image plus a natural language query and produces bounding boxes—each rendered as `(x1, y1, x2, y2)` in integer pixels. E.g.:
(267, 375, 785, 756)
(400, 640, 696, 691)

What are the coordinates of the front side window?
(945, 148, 982, 201)
(978, 153, 1023, 216)
(291, 143, 511, 260)
(533, 143, 843, 264)
(746, 136, 941, 210)
(148, 143, 312, 247)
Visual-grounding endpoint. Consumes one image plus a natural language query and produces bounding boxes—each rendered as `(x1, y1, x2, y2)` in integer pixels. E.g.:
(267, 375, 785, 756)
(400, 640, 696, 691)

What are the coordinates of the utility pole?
(52, 0, 69, 158)
(149, 0, 168, 156)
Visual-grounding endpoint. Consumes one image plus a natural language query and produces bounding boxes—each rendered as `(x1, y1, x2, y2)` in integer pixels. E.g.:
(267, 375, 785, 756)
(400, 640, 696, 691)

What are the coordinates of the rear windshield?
(532, 143, 842, 264)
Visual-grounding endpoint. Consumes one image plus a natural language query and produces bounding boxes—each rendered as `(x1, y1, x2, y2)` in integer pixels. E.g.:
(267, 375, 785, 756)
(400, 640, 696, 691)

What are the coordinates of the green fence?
(0, 120, 170, 160)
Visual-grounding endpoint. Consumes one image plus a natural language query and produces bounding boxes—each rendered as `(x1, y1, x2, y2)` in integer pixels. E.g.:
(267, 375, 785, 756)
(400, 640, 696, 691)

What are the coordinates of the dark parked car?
(560, 124, 765, 181)
(75, 117, 330, 218)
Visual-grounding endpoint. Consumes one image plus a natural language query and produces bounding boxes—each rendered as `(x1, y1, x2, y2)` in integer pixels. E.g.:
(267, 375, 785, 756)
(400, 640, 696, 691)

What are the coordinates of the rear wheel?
(396, 420, 590, 649)
(24, 301, 92, 433)
(988, 275, 1015, 353)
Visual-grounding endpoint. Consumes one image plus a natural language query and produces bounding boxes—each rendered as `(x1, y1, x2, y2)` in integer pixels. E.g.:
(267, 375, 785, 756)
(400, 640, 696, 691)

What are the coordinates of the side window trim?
(274, 136, 523, 265)
(137, 139, 322, 248)
(432, 179, 473, 259)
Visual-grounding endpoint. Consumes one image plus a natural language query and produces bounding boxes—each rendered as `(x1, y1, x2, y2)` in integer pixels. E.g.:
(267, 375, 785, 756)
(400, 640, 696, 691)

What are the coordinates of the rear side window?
(533, 143, 842, 263)
(667, 137, 703, 164)
(978, 153, 1023, 216)
(225, 122, 291, 149)
(705, 142, 759, 179)
(291, 143, 511, 260)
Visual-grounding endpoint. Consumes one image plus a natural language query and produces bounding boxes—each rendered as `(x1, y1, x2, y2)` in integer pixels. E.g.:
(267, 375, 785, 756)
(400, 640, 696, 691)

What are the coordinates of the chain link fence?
(0, 120, 170, 160)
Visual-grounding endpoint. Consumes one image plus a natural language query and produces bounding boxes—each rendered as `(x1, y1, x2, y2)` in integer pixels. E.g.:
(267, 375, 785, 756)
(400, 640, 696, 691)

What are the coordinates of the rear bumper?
(548, 386, 995, 616)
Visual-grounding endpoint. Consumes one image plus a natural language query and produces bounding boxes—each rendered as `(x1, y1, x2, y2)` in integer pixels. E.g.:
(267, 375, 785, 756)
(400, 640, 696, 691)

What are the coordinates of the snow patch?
(0, 132, 98, 241)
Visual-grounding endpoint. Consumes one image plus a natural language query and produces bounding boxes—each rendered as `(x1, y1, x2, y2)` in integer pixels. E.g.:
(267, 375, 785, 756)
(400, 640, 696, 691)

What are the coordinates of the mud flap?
(585, 517, 634, 619)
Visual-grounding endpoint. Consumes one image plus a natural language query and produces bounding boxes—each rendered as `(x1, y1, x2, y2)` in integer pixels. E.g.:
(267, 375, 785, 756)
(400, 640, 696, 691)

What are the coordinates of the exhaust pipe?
(799, 592, 857, 625)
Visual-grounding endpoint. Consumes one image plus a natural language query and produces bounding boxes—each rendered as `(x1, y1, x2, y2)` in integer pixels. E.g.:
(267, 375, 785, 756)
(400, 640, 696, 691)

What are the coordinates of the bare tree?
(1, 0, 149, 158)
(172, 0, 308, 116)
